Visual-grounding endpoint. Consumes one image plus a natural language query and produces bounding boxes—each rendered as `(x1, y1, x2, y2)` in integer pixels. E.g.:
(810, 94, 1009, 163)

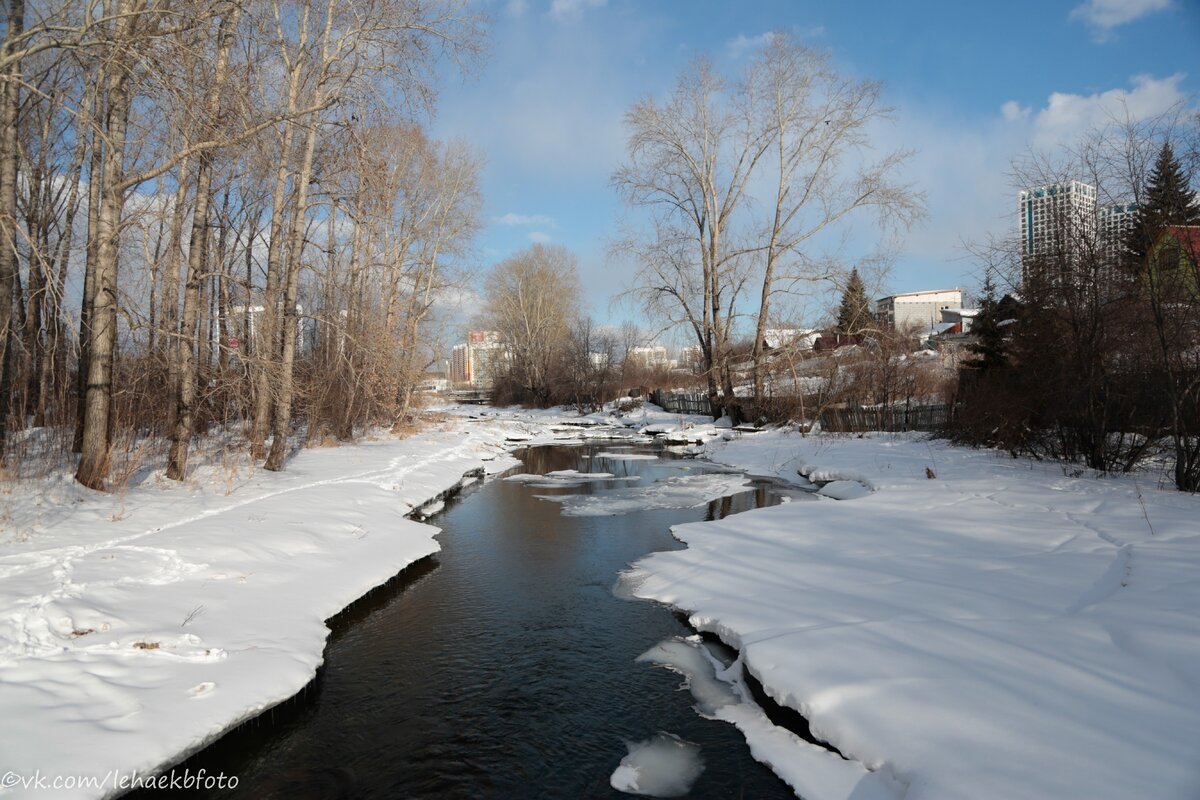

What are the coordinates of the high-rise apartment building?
(1018, 181, 1097, 263)
(1099, 201, 1138, 266)
(450, 331, 508, 387)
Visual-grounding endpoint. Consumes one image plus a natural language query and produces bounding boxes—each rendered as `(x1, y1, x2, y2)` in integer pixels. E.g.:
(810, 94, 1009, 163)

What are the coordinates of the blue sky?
(432, 0, 1199, 328)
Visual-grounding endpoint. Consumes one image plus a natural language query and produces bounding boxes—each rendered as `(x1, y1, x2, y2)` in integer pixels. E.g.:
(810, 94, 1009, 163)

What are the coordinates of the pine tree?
(1126, 141, 1200, 260)
(835, 268, 872, 335)
(966, 270, 1006, 371)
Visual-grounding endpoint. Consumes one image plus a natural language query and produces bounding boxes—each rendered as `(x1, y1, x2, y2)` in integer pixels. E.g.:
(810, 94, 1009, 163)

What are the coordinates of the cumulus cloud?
(494, 212, 554, 226)
(725, 31, 776, 59)
(1070, 0, 1171, 40)
(549, 0, 606, 23)
(528, 231, 552, 243)
(1001, 100, 1030, 122)
(1029, 73, 1186, 148)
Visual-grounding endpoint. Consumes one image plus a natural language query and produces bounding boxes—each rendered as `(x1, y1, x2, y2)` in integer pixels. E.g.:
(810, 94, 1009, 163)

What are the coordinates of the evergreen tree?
(835, 268, 872, 335)
(1126, 141, 1200, 260)
(965, 270, 1006, 371)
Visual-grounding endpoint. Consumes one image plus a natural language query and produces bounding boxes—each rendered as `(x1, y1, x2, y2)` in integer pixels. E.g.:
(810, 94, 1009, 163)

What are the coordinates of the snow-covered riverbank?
(627, 429, 1200, 800)
(0, 413, 569, 799)
(9, 402, 1196, 800)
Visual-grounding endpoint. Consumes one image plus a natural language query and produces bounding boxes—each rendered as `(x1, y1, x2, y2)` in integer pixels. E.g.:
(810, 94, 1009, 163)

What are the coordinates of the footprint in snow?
(189, 682, 216, 698)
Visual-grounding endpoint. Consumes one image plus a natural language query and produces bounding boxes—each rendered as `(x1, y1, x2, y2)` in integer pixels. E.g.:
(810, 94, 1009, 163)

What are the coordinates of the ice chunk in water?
(609, 732, 704, 797)
(595, 452, 660, 461)
(543, 473, 752, 517)
(637, 637, 740, 716)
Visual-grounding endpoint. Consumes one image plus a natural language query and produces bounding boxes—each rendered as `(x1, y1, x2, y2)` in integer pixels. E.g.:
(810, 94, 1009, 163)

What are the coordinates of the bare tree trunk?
(0, 0, 25, 455)
(73, 86, 104, 453)
(76, 40, 133, 489)
(215, 185, 232, 379)
(264, 103, 321, 471)
(265, 0, 331, 471)
(38, 117, 86, 428)
(166, 6, 239, 480)
(159, 157, 190, 430)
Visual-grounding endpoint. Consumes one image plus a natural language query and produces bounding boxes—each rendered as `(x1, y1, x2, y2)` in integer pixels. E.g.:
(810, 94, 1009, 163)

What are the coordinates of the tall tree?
(614, 59, 770, 416)
(0, 0, 25, 456)
(1126, 141, 1200, 260)
(965, 270, 1007, 371)
(835, 267, 872, 335)
(746, 35, 920, 405)
(483, 243, 581, 405)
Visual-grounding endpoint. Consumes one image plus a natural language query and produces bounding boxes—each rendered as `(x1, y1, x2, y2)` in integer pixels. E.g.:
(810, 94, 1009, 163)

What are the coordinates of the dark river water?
(143, 442, 809, 799)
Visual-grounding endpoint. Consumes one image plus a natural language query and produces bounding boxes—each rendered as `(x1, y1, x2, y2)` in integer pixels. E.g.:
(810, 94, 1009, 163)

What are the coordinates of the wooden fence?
(650, 390, 714, 417)
(649, 389, 949, 433)
(817, 404, 949, 433)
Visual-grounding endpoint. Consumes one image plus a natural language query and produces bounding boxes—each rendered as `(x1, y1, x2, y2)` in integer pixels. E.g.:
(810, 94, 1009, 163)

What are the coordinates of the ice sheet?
(540, 473, 753, 517)
(609, 732, 704, 798)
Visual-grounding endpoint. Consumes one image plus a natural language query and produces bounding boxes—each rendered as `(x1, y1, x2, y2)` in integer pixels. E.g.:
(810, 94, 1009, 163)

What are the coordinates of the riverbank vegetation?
(0, 0, 485, 490)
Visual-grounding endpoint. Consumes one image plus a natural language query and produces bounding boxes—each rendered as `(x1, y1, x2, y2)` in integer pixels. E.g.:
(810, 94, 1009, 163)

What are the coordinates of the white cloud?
(549, 0, 606, 23)
(1001, 100, 1030, 122)
(1029, 73, 1186, 149)
(725, 32, 776, 59)
(494, 212, 554, 226)
(1070, 0, 1171, 40)
(528, 231, 552, 243)
(504, 0, 528, 17)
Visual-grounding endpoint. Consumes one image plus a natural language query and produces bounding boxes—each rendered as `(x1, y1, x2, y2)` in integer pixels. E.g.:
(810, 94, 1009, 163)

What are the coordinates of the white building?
(678, 345, 705, 371)
(228, 304, 309, 354)
(1099, 201, 1137, 267)
(626, 345, 671, 370)
(876, 289, 963, 332)
(763, 328, 821, 350)
(1019, 181, 1097, 263)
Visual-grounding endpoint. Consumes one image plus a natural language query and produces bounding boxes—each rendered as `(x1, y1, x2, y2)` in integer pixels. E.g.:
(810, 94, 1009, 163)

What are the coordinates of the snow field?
(0, 415, 546, 799)
(629, 429, 1200, 799)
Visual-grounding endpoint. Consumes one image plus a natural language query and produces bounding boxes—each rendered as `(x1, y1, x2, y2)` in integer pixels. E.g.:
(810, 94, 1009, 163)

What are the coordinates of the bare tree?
(614, 58, 770, 417)
(483, 243, 581, 405)
(744, 35, 921, 406)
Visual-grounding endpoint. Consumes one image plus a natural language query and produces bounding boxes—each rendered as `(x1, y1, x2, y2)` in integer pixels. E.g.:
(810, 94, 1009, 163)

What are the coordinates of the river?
(141, 441, 812, 799)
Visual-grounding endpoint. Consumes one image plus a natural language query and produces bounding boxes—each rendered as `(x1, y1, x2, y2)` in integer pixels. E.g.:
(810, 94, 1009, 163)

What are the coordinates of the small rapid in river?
(143, 442, 813, 799)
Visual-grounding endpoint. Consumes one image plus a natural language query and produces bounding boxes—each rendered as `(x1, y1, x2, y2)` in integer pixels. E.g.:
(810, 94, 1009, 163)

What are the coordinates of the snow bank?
(636, 636, 901, 800)
(631, 431, 1200, 799)
(815, 479, 872, 500)
(0, 412, 557, 799)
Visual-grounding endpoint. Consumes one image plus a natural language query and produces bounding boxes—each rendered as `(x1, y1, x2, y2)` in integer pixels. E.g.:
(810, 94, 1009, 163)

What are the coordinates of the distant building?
(1149, 225, 1200, 294)
(229, 304, 309, 354)
(418, 373, 449, 393)
(678, 345, 705, 371)
(939, 307, 981, 333)
(876, 289, 963, 332)
(626, 345, 671, 370)
(1099, 201, 1138, 268)
(451, 331, 508, 387)
(1019, 181, 1097, 264)
(763, 328, 820, 350)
